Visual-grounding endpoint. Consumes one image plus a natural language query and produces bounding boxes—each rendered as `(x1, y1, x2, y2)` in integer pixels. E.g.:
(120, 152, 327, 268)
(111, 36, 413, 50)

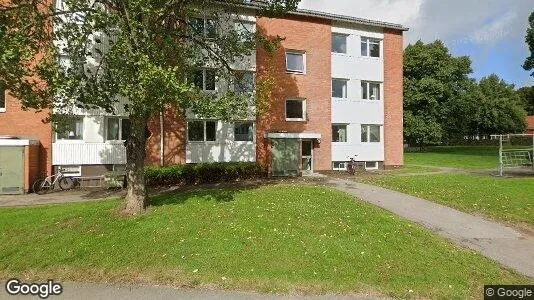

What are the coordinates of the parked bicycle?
(32, 170, 76, 194)
(347, 155, 358, 175)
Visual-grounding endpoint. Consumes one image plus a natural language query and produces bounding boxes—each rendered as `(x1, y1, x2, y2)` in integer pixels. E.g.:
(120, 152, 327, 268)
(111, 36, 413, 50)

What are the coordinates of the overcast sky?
(299, 0, 534, 88)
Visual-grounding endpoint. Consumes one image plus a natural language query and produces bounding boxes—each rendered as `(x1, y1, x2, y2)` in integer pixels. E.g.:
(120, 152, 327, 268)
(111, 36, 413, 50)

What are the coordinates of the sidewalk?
(5, 282, 386, 300)
(326, 178, 534, 278)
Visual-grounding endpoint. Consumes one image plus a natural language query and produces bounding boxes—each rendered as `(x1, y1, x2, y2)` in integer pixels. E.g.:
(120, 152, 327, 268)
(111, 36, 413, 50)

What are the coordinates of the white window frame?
(285, 51, 306, 74)
(55, 117, 84, 141)
(361, 124, 382, 143)
(233, 121, 254, 142)
(190, 17, 217, 39)
(332, 161, 347, 171)
(285, 99, 307, 122)
(365, 161, 379, 170)
(187, 120, 218, 143)
(0, 88, 5, 113)
(361, 37, 381, 58)
(192, 69, 216, 92)
(332, 33, 348, 54)
(361, 81, 382, 101)
(106, 117, 130, 141)
(332, 78, 348, 99)
(332, 124, 348, 143)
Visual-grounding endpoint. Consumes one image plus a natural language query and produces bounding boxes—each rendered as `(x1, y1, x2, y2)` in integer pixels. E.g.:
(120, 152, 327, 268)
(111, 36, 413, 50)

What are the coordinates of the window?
(285, 51, 305, 74)
(332, 79, 348, 98)
(56, 117, 84, 140)
(361, 125, 381, 143)
(234, 122, 254, 141)
(332, 161, 347, 171)
(361, 37, 381, 57)
(190, 17, 216, 39)
(286, 99, 306, 121)
(234, 72, 255, 94)
(332, 125, 347, 142)
(192, 69, 216, 91)
(332, 33, 347, 54)
(365, 161, 378, 170)
(107, 117, 131, 141)
(234, 21, 255, 42)
(361, 81, 381, 100)
(187, 120, 217, 142)
(0, 85, 5, 112)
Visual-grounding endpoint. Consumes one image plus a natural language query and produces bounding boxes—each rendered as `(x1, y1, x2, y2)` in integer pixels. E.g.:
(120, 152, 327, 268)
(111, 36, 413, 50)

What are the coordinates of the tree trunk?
(123, 114, 149, 215)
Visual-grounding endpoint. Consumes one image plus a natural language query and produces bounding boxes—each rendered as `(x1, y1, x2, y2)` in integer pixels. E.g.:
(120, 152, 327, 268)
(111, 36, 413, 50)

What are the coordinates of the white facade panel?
(53, 142, 126, 165)
(331, 24, 385, 165)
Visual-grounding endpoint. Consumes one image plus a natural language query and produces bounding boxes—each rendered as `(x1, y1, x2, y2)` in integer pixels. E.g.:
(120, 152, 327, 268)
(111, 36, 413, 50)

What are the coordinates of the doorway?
(301, 140, 313, 174)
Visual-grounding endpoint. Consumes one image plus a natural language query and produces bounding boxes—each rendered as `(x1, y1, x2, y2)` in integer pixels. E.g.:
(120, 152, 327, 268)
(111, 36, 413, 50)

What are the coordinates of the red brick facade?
(146, 108, 187, 166)
(0, 92, 53, 177)
(383, 29, 404, 167)
(256, 15, 332, 171)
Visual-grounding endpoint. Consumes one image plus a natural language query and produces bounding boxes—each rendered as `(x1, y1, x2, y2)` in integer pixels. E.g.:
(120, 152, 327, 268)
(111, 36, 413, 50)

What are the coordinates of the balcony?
(52, 142, 126, 165)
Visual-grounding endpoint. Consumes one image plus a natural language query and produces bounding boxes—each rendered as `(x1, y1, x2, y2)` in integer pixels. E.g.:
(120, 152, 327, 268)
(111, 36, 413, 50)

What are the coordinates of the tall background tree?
(404, 41, 527, 147)
(517, 86, 534, 115)
(523, 11, 534, 77)
(0, 0, 300, 215)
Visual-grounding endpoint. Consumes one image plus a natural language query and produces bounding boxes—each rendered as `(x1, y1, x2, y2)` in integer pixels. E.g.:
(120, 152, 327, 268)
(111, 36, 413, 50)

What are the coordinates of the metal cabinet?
(0, 146, 25, 194)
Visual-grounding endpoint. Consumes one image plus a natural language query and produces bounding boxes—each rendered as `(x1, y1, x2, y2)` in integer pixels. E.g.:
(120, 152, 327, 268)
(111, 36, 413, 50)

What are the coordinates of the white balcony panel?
(53, 142, 126, 165)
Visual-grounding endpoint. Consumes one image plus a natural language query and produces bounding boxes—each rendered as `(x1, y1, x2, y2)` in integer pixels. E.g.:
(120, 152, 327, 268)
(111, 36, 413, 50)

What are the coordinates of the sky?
(299, 0, 534, 88)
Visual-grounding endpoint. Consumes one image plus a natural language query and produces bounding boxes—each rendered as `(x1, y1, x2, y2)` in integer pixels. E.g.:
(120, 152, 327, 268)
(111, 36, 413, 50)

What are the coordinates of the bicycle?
(347, 155, 358, 175)
(32, 170, 75, 195)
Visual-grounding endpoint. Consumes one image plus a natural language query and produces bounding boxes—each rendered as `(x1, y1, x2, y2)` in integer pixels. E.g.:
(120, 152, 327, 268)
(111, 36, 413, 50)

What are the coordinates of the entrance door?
(272, 139, 299, 176)
(0, 147, 24, 194)
(301, 140, 313, 174)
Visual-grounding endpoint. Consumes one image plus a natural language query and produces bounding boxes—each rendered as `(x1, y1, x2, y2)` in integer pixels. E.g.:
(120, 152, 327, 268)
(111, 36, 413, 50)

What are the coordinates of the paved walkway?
(0, 189, 123, 207)
(7, 282, 386, 300)
(326, 178, 534, 278)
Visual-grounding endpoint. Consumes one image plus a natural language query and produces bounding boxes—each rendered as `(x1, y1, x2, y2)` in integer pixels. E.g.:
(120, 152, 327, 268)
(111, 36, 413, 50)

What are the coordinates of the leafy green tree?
(523, 11, 534, 76)
(403, 40, 473, 146)
(476, 74, 527, 135)
(0, 0, 300, 215)
(517, 86, 534, 115)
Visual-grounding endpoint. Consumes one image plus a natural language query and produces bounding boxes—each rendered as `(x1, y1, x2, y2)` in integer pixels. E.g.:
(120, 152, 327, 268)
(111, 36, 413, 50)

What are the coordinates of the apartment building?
(0, 4, 407, 193)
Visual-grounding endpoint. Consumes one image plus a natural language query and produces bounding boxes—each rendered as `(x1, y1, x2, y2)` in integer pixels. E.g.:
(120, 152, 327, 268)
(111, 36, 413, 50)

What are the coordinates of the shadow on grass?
(148, 179, 287, 207)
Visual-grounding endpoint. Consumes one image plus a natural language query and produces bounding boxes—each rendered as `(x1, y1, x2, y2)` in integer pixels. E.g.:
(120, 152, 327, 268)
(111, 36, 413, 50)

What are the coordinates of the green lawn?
(405, 146, 499, 170)
(359, 174, 534, 228)
(0, 185, 530, 299)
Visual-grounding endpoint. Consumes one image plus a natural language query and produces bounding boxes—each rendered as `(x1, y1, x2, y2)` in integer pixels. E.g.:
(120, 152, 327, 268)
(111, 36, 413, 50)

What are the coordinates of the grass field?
(360, 174, 534, 227)
(361, 146, 534, 228)
(0, 185, 529, 299)
(405, 146, 499, 170)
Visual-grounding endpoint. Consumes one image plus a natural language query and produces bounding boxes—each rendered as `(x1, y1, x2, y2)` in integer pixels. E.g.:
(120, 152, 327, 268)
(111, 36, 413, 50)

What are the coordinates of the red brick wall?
(146, 108, 186, 166)
(383, 29, 404, 167)
(256, 15, 332, 171)
(24, 144, 40, 192)
(0, 92, 52, 176)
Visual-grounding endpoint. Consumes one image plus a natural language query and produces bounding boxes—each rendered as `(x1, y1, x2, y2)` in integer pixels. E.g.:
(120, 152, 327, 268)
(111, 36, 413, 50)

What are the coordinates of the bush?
(145, 162, 266, 187)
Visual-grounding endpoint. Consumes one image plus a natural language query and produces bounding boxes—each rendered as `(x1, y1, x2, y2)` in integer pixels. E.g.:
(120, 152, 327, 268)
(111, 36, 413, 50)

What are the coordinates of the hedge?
(145, 162, 266, 186)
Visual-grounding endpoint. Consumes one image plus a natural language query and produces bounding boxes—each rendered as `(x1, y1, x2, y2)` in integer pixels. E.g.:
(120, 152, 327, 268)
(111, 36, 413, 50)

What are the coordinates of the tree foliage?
(0, 0, 300, 214)
(523, 11, 534, 76)
(404, 41, 527, 146)
(517, 86, 534, 115)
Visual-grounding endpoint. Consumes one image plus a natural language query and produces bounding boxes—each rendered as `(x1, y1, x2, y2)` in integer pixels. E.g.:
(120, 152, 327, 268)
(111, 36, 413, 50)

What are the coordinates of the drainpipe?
(159, 109, 164, 167)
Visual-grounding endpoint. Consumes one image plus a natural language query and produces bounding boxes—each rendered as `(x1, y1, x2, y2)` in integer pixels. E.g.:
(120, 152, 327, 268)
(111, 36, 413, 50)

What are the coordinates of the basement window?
(365, 161, 379, 170)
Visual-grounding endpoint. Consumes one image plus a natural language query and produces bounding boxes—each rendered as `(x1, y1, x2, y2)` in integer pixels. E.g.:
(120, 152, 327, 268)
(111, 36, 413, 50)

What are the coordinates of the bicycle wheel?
(59, 177, 73, 190)
(33, 179, 50, 195)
